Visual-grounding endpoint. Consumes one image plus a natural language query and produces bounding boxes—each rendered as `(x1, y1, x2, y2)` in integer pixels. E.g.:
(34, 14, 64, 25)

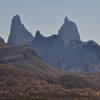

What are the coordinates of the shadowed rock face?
(58, 17, 81, 43)
(8, 15, 34, 46)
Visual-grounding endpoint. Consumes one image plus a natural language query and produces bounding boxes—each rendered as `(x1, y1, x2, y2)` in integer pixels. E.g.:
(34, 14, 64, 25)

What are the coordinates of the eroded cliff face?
(8, 15, 34, 46)
(58, 17, 81, 43)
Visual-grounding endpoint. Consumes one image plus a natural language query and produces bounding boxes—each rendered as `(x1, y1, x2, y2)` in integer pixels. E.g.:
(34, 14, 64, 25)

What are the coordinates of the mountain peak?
(12, 15, 21, 24)
(58, 17, 81, 42)
(8, 15, 34, 46)
(64, 16, 70, 23)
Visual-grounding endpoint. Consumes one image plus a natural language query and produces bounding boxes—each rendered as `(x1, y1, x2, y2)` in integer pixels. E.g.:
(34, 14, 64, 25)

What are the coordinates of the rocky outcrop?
(8, 15, 34, 46)
(58, 17, 81, 43)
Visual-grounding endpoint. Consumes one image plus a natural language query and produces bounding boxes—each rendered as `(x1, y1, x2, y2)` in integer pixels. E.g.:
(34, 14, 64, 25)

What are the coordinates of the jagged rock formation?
(7, 15, 100, 73)
(30, 31, 100, 72)
(8, 15, 34, 46)
(58, 17, 81, 43)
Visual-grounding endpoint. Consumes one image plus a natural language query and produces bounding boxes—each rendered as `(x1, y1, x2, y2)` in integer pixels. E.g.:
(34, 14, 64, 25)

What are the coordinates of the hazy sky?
(0, 0, 100, 44)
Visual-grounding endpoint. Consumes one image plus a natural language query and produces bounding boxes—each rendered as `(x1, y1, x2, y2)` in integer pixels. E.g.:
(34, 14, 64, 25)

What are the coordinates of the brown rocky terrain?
(0, 42, 100, 99)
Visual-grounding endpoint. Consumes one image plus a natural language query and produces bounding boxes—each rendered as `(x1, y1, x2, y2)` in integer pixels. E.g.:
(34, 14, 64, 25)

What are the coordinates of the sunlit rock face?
(58, 17, 81, 43)
(8, 15, 34, 46)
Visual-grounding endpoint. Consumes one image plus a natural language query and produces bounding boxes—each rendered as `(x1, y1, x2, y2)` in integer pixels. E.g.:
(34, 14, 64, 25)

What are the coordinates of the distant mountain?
(8, 15, 34, 46)
(58, 17, 81, 42)
(6, 15, 100, 73)
(30, 31, 100, 72)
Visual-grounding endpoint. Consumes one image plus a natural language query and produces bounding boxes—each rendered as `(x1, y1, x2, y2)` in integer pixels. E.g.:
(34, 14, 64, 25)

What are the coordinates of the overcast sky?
(0, 0, 100, 44)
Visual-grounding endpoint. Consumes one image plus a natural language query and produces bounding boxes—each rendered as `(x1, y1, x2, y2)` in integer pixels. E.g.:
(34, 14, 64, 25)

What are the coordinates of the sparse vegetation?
(0, 43, 100, 100)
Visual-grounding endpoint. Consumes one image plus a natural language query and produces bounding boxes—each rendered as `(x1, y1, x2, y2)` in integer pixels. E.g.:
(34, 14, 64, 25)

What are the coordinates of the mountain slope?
(0, 45, 62, 78)
(0, 42, 100, 98)
(0, 64, 66, 97)
(0, 64, 100, 98)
